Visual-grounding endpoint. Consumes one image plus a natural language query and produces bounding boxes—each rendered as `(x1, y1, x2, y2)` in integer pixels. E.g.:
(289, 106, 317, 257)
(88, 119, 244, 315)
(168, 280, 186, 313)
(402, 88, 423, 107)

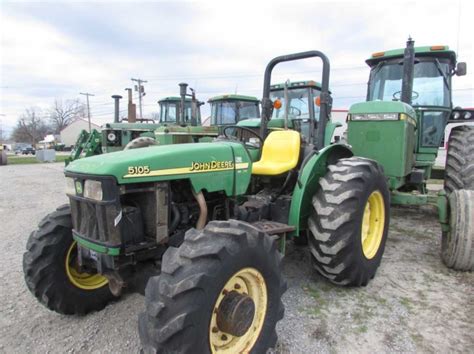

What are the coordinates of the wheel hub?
(216, 291, 255, 337)
(361, 190, 385, 259)
(209, 267, 267, 353)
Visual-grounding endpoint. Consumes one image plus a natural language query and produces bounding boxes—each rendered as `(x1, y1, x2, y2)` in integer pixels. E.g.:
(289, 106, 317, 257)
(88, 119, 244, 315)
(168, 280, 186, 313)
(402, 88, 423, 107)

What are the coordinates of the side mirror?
(456, 62, 467, 76)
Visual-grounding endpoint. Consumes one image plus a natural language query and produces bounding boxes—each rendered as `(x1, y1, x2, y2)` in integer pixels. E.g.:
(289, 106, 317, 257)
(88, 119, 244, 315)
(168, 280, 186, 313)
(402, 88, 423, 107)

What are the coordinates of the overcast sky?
(1, 0, 473, 135)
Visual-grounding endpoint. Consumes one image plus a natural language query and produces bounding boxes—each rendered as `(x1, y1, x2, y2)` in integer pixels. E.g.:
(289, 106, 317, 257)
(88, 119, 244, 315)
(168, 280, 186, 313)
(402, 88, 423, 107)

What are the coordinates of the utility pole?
(79, 92, 94, 132)
(131, 78, 147, 118)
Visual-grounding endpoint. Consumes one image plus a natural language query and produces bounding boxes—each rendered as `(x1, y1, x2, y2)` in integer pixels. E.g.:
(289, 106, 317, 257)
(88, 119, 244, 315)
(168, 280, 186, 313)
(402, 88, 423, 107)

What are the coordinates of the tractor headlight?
(65, 177, 76, 196)
(464, 111, 472, 120)
(107, 132, 117, 142)
(452, 111, 461, 120)
(351, 113, 399, 120)
(84, 180, 103, 201)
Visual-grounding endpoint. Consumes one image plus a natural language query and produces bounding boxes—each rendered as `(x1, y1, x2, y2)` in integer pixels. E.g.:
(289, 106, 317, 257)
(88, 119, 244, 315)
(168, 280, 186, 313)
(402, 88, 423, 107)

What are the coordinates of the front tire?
(138, 220, 286, 353)
(23, 204, 114, 315)
(308, 157, 390, 286)
(441, 189, 474, 270)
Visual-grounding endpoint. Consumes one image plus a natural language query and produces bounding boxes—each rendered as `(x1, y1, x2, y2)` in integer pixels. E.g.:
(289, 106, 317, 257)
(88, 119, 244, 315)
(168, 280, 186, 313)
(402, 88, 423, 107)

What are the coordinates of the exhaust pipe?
(179, 82, 188, 126)
(111, 95, 122, 123)
(401, 37, 415, 105)
(190, 87, 198, 126)
(125, 88, 137, 123)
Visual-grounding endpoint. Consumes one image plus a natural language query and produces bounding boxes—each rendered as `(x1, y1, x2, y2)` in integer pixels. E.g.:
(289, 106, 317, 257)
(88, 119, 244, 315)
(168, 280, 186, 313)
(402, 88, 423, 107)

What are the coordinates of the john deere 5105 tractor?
(347, 38, 473, 270)
(24, 51, 390, 353)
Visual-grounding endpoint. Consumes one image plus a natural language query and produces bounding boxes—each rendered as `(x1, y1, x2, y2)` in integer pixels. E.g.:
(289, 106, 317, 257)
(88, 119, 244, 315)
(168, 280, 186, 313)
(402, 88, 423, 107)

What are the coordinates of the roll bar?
(260, 51, 331, 150)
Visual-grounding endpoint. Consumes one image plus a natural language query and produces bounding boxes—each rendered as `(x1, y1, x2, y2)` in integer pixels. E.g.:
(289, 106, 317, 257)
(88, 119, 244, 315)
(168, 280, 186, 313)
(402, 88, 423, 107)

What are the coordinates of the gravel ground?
(0, 163, 473, 353)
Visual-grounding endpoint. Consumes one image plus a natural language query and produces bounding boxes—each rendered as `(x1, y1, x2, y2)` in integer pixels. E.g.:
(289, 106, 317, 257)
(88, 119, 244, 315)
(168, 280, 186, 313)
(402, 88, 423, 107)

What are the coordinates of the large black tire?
(441, 189, 474, 271)
(138, 220, 286, 353)
(308, 157, 390, 286)
(23, 204, 114, 315)
(124, 137, 158, 150)
(444, 125, 474, 194)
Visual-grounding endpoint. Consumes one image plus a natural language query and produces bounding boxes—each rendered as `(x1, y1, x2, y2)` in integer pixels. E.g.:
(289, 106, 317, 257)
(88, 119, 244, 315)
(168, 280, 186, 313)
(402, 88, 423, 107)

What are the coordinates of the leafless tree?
(49, 99, 86, 133)
(12, 108, 50, 145)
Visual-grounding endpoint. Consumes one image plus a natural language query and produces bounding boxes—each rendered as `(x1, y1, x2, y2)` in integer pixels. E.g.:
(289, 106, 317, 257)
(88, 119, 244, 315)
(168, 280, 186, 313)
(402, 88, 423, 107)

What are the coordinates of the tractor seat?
(252, 130, 301, 175)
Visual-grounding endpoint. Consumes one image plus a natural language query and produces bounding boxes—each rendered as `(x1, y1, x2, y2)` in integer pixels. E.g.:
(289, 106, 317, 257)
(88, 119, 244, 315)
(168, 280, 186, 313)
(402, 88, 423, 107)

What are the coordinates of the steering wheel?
(392, 90, 419, 101)
(222, 126, 264, 150)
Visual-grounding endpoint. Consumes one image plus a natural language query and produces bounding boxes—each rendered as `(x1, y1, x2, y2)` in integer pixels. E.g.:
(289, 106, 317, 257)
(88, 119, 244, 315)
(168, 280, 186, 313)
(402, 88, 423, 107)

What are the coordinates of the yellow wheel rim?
(209, 268, 267, 353)
(361, 191, 385, 259)
(65, 241, 108, 290)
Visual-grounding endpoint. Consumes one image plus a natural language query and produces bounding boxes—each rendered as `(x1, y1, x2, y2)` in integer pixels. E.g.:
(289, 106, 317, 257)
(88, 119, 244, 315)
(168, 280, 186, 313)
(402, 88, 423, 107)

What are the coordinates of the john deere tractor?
(347, 38, 473, 270)
(66, 83, 219, 164)
(208, 94, 260, 126)
(24, 51, 390, 352)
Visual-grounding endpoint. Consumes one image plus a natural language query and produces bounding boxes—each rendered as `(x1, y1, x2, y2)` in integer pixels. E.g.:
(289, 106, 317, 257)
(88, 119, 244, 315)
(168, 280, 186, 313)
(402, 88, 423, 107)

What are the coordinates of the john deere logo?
(75, 181, 83, 194)
(190, 160, 234, 171)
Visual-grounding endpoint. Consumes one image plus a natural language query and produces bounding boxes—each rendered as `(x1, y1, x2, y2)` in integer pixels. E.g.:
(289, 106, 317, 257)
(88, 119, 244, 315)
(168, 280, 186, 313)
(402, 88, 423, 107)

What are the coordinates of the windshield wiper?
(434, 59, 449, 91)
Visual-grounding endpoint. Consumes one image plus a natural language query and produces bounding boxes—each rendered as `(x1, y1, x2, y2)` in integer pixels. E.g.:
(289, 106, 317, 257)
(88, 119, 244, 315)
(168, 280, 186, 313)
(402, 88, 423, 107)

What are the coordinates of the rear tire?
(138, 220, 286, 353)
(444, 125, 474, 194)
(23, 205, 114, 315)
(441, 189, 474, 270)
(308, 157, 390, 286)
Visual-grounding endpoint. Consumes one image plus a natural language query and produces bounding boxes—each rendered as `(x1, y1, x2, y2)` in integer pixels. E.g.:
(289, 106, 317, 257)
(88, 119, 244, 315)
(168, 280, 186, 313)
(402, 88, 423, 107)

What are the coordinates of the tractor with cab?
(24, 51, 390, 353)
(346, 38, 473, 270)
(208, 94, 260, 126)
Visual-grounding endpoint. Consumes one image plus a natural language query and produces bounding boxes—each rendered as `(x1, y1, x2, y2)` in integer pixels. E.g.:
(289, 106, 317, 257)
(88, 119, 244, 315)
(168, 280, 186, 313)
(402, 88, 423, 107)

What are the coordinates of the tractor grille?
(66, 174, 122, 246)
(70, 199, 121, 245)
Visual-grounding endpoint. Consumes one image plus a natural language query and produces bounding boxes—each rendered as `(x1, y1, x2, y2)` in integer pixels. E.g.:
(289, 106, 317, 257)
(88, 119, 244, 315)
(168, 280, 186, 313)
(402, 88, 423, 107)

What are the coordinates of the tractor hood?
(65, 142, 252, 196)
(349, 101, 416, 119)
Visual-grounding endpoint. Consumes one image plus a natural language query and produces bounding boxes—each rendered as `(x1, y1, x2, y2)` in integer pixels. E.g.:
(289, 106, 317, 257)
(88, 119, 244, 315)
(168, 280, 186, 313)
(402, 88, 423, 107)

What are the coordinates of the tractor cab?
(158, 98, 202, 125)
(348, 39, 468, 191)
(366, 44, 461, 152)
(208, 94, 260, 126)
(268, 80, 325, 141)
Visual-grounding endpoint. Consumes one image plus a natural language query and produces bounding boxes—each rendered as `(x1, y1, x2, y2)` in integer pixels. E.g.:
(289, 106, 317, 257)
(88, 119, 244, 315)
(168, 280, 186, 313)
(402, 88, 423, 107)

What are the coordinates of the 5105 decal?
(127, 166, 151, 175)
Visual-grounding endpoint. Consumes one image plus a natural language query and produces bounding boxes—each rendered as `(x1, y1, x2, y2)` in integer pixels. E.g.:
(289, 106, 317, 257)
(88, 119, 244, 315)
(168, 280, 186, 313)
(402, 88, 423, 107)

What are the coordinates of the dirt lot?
(0, 163, 472, 353)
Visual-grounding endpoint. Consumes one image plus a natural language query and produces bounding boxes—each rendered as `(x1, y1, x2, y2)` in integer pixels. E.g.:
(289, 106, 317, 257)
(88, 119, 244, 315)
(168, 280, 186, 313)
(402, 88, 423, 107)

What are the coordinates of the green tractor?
(66, 83, 219, 164)
(24, 51, 391, 352)
(208, 94, 260, 126)
(347, 38, 473, 270)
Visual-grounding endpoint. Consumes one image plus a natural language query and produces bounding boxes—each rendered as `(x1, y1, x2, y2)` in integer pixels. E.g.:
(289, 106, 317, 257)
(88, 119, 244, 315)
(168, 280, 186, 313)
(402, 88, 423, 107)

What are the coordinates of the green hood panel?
(349, 101, 416, 119)
(65, 142, 252, 196)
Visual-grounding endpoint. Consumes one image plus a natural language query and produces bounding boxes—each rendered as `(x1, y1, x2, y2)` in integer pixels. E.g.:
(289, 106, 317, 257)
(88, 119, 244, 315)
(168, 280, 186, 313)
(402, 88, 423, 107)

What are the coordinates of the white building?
(60, 119, 101, 147)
